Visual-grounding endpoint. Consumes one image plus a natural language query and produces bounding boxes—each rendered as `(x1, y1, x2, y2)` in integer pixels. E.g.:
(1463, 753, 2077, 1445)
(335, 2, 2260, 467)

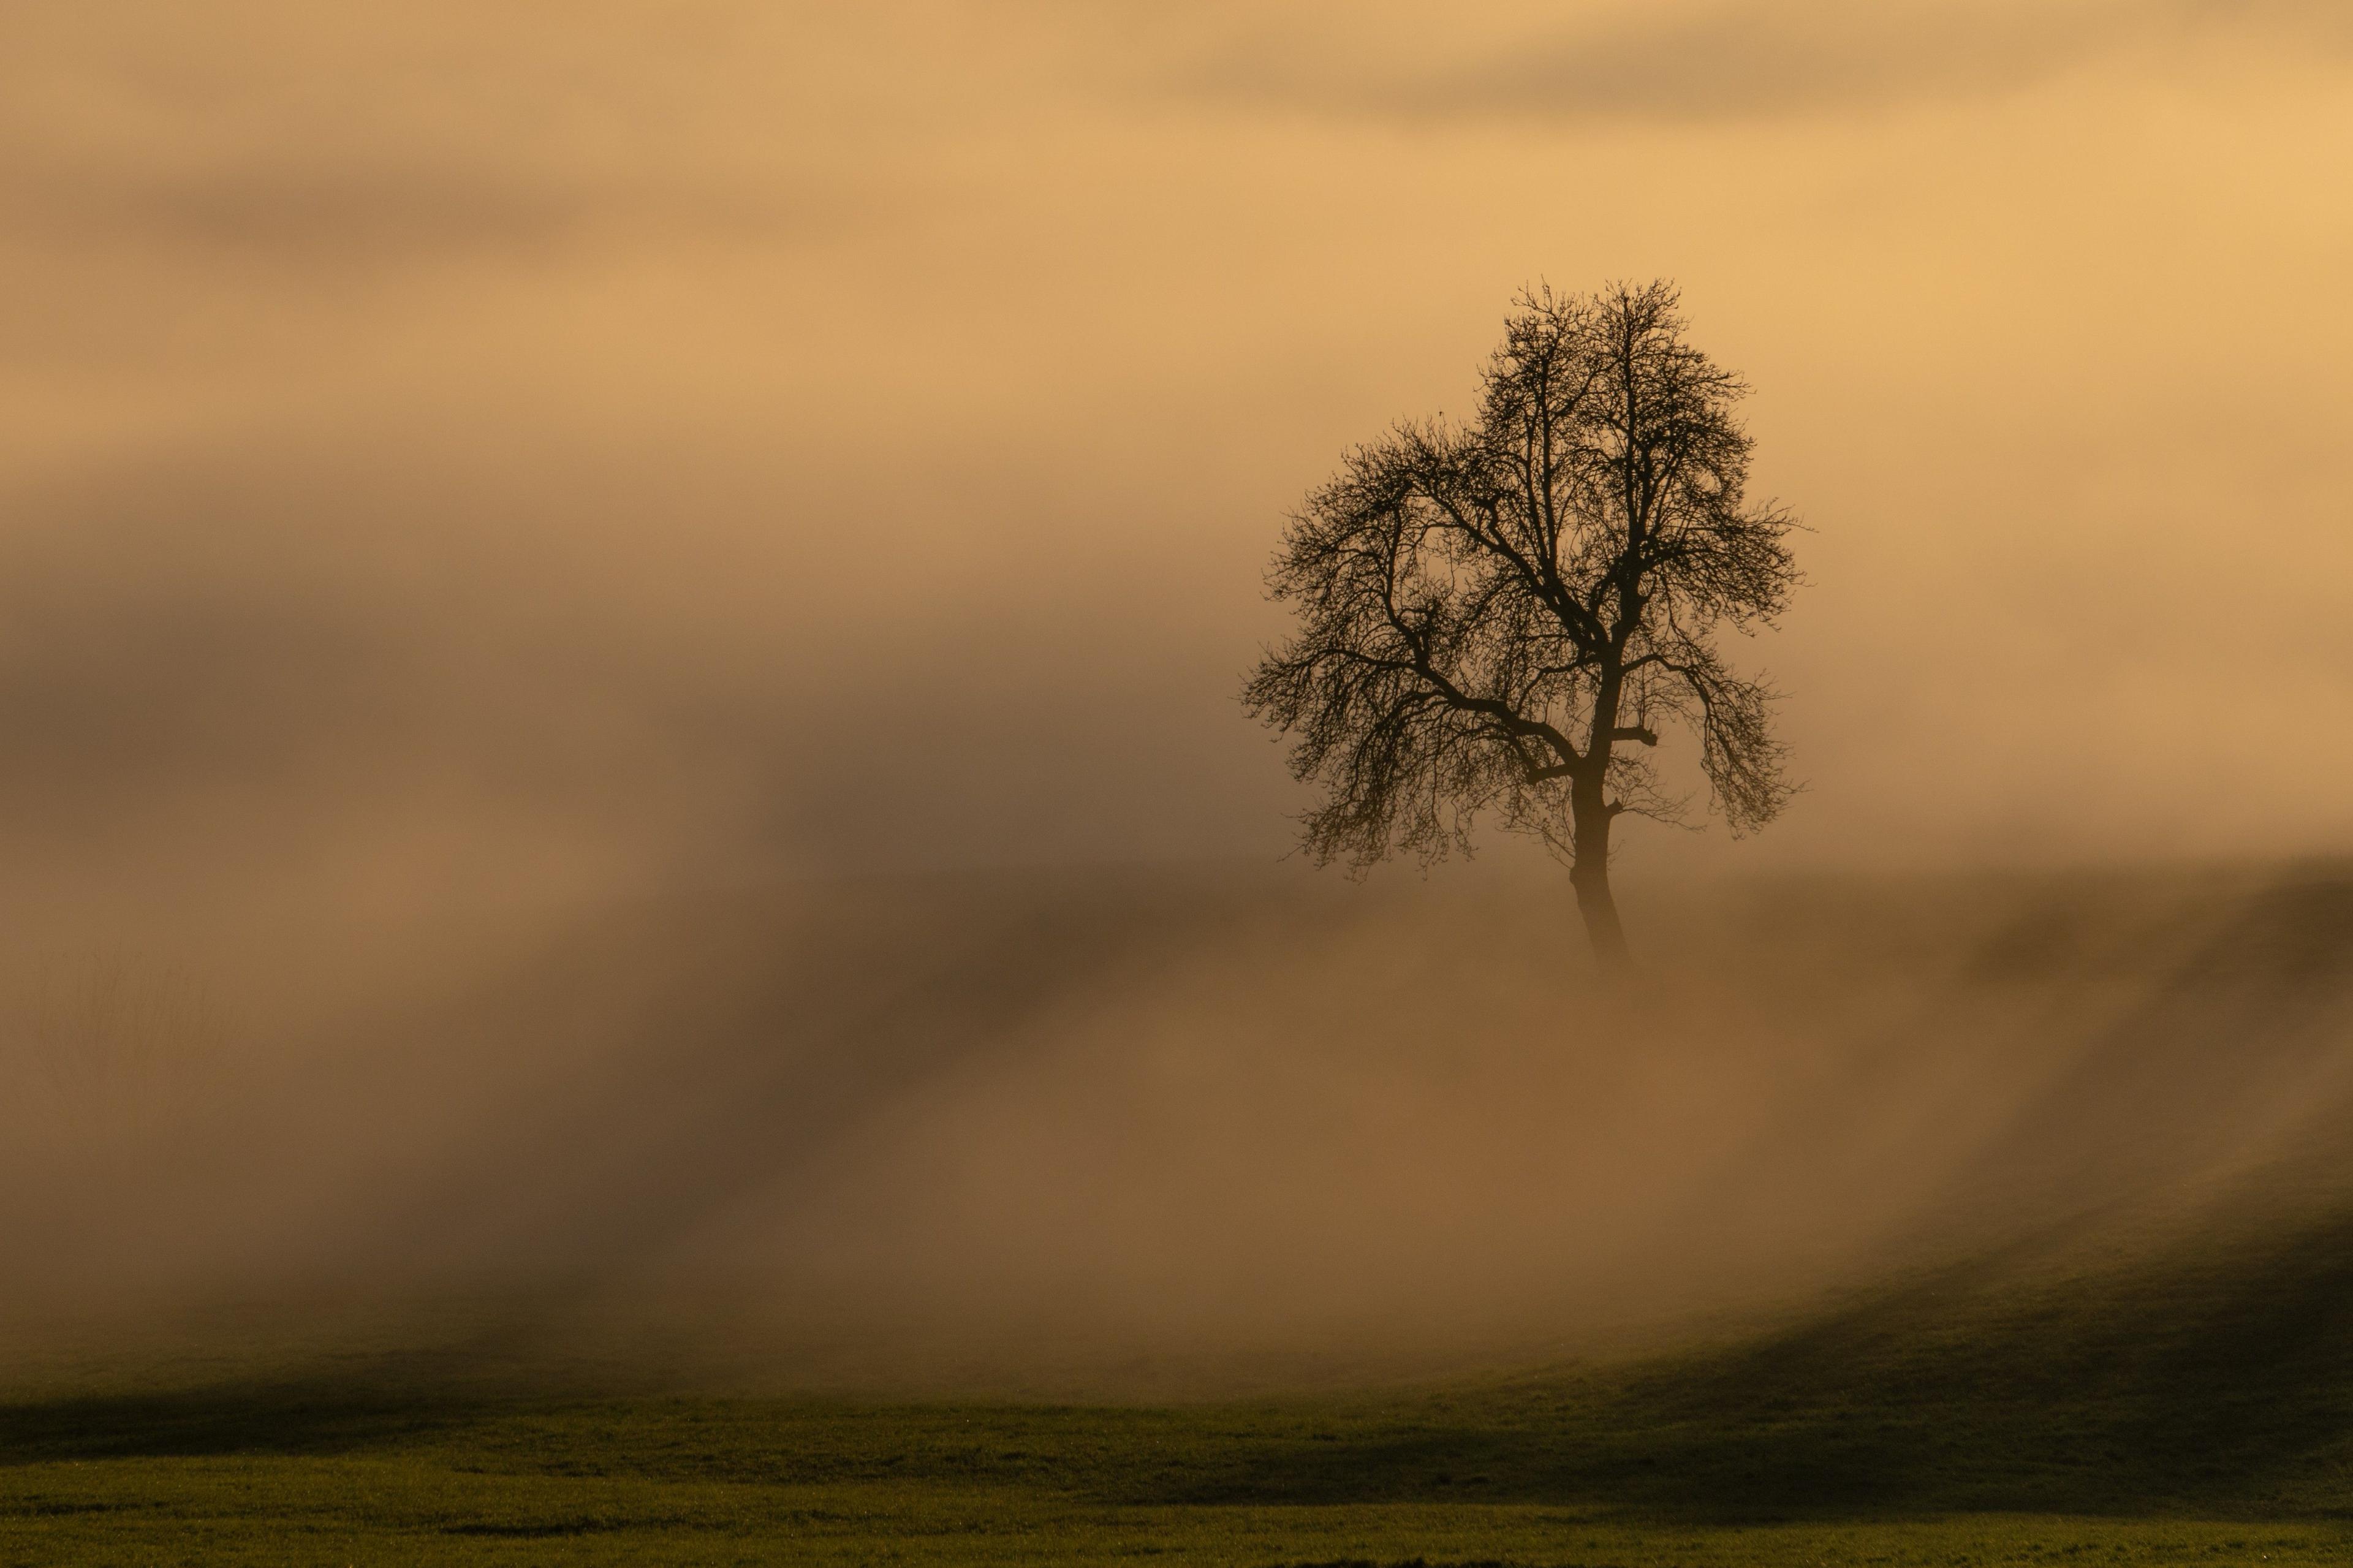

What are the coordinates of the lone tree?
(1242, 282, 1800, 963)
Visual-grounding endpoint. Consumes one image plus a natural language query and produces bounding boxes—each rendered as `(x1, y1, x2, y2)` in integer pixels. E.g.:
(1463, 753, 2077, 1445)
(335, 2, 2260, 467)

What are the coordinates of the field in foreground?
(10, 862, 2353, 1562)
(12, 1206, 2353, 1567)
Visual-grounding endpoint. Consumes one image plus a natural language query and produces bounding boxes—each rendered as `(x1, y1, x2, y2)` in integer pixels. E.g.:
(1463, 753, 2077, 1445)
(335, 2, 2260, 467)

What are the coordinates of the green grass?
(4, 1383, 2349, 1567)
(13, 1209, 2353, 1566)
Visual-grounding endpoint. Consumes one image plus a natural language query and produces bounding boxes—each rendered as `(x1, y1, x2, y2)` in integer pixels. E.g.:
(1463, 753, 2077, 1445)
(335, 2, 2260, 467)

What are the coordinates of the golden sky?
(4, 1, 2351, 928)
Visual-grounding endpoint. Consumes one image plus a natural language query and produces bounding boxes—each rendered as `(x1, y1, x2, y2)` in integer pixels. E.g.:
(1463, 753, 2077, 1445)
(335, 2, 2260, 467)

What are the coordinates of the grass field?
(11, 1206, 2353, 1567)
(10, 866, 2353, 1563)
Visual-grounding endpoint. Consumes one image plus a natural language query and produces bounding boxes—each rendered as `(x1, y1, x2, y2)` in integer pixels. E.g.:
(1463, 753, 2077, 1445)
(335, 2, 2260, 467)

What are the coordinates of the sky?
(6, 0, 2352, 949)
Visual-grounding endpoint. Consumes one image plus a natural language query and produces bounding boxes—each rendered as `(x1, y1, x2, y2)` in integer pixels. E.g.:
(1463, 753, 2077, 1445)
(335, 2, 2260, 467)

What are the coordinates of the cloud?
(0, 3, 868, 272)
(1180, 0, 2353, 127)
(7, 162, 586, 263)
(4, 159, 841, 268)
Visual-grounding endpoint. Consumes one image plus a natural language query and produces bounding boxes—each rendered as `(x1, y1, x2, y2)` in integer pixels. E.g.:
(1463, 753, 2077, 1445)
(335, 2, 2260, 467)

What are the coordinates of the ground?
(12, 868, 2353, 1564)
(7, 1387, 2351, 1566)
(11, 1211, 2353, 1566)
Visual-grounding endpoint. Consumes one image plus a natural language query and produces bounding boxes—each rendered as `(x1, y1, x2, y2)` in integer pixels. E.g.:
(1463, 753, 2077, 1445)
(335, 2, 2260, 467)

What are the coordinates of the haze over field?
(4, 2, 2353, 1392)
(7, 862, 2353, 1393)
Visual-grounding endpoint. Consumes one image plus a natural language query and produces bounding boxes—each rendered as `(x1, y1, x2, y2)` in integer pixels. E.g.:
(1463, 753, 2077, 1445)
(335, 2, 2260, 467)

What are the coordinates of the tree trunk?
(1569, 786, 1631, 967)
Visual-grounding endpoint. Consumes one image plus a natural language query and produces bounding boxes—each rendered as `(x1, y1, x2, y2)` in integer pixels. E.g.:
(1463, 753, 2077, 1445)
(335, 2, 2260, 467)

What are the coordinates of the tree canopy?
(1243, 281, 1800, 960)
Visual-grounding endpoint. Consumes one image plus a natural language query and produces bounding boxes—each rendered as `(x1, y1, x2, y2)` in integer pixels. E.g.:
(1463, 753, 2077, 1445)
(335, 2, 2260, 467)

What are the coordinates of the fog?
(3, 2, 2351, 1392)
(10, 862, 2353, 1397)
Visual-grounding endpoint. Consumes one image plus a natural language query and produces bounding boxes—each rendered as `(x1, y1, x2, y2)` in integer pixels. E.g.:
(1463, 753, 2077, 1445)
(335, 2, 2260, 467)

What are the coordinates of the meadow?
(9, 863, 2353, 1564)
(12, 1193, 2353, 1566)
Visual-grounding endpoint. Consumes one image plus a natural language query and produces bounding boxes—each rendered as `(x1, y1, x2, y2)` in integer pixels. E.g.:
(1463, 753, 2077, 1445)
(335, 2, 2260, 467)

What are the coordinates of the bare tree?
(1242, 282, 1800, 963)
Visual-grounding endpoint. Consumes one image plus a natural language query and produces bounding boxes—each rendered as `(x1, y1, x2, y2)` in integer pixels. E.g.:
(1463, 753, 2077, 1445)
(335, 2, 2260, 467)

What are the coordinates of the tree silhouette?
(1243, 282, 1800, 963)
